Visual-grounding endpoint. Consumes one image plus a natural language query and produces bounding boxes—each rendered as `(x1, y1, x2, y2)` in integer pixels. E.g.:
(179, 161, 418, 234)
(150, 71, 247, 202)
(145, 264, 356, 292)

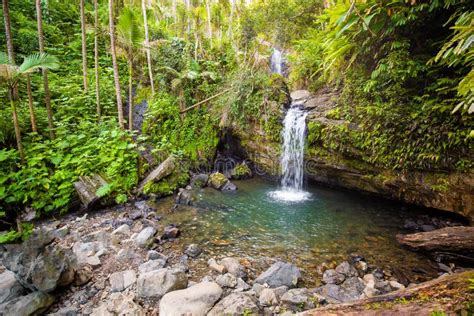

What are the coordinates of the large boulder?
(290, 90, 311, 103)
(135, 227, 156, 248)
(0, 270, 25, 304)
(137, 268, 187, 299)
(230, 163, 253, 180)
(281, 288, 314, 310)
(159, 281, 222, 316)
(138, 259, 166, 273)
(322, 269, 345, 285)
(190, 174, 209, 188)
(2, 228, 76, 292)
(255, 261, 301, 288)
(208, 172, 229, 190)
(208, 292, 259, 316)
(0, 291, 54, 315)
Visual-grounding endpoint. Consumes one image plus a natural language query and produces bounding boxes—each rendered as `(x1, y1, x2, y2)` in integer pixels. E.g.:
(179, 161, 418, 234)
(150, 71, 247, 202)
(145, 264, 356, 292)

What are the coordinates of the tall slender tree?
(109, 0, 125, 129)
(142, 0, 155, 94)
(205, 0, 213, 47)
(3, 0, 18, 98)
(26, 75, 38, 132)
(36, 0, 55, 139)
(80, 0, 88, 92)
(94, 0, 101, 119)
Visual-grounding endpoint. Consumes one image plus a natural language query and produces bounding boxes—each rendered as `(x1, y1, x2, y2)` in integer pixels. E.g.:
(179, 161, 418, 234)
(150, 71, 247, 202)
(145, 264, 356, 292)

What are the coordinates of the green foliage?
(0, 223, 33, 244)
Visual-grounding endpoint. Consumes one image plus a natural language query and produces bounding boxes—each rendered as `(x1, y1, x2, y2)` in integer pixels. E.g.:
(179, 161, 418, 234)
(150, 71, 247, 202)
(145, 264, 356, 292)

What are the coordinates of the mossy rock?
(231, 163, 252, 180)
(209, 172, 228, 190)
(143, 168, 190, 197)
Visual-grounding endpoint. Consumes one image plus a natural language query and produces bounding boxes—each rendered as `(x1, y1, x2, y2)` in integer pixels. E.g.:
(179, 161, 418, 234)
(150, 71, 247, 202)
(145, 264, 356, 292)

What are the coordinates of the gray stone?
(3, 228, 76, 292)
(175, 187, 195, 205)
(137, 268, 187, 298)
(1, 291, 54, 315)
(54, 225, 69, 239)
(340, 277, 365, 299)
(49, 306, 78, 316)
(234, 278, 251, 292)
(0, 270, 24, 304)
(184, 244, 202, 258)
(190, 174, 209, 188)
(322, 269, 345, 285)
(159, 281, 222, 316)
(219, 257, 247, 279)
(135, 226, 156, 248)
(147, 250, 168, 262)
(375, 280, 392, 293)
(354, 260, 368, 273)
(91, 292, 142, 316)
(255, 261, 300, 288)
(138, 259, 167, 273)
(290, 90, 311, 102)
(335, 261, 358, 278)
(389, 280, 405, 291)
(259, 288, 279, 306)
(86, 255, 101, 268)
(252, 283, 265, 296)
(281, 288, 314, 310)
(221, 181, 237, 191)
(208, 292, 259, 316)
(109, 270, 136, 292)
(216, 273, 237, 288)
(73, 241, 104, 266)
(316, 277, 365, 304)
(111, 224, 130, 236)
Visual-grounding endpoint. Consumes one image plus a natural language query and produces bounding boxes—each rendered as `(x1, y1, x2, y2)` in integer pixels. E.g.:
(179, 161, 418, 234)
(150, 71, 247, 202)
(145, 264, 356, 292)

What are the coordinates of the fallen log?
(136, 155, 176, 193)
(301, 270, 474, 315)
(396, 226, 474, 253)
(179, 88, 231, 113)
(73, 174, 108, 209)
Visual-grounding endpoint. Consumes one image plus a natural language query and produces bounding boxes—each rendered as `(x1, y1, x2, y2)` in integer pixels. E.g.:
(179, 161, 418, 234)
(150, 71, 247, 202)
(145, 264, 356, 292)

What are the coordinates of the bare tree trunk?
(228, 0, 234, 41)
(26, 75, 38, 133)
(142, 0, 155, 94)
(94, 0, 101, 120)
(172, 0, 177, 24)
(10, 94, 25, 163)
(109, 0, 125, 129)
(80, 0, 88, 92)
(36, 0, 55, 139)
(185, 0, 191, 39)
(128, 58, 133, 131)
(205, 0, 213, 47)
(3, 0, 18, 99)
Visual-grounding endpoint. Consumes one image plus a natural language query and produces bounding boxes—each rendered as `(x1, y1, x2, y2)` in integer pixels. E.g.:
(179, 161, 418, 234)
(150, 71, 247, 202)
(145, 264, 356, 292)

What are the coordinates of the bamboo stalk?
(180, 88, 231, 113)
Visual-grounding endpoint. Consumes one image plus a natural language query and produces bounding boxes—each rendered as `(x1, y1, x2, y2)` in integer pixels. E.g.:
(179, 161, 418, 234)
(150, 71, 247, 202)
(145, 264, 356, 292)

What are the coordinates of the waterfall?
(269, 106, 311, 202)
(271, 49, 283, 75)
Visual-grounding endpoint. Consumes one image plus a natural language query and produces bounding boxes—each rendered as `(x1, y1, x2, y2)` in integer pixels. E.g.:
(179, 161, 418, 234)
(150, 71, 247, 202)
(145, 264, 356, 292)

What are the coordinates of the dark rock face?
(2, 228, 76, 293)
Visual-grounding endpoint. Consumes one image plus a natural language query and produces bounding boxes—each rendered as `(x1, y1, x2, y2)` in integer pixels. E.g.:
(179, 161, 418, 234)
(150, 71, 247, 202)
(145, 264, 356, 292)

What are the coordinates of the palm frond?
(117, 7, 144, 48)
(0, 52, 11, 65)
(18, 53, 59, 75)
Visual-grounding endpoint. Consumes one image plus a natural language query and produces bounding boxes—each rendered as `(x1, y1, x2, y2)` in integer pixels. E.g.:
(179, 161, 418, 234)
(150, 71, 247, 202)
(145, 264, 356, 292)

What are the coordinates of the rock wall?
(235, 89, 474, 222)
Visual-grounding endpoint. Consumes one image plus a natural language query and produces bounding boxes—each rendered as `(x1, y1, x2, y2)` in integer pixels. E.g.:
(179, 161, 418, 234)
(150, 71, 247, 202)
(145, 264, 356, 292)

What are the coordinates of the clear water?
(158, 178, 440, 286)
(269, 107, 311, 202)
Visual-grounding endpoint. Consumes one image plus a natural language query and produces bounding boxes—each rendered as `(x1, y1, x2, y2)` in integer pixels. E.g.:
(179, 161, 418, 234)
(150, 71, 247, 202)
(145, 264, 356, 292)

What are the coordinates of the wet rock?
(259, 288, 279, 306)
(109, 270, 137, 292)
(0, 270, 25, 304)
(208, 258, 227, 274)
(255, 261, 301, 288)
(111, 224, 130, 236)
(184, 244, 202, 258)
(335, 261, 358, 278)
(137, 268, 187, 299)
(135, 226, 156, 248)
(209, 172, 229, 190)
(216, 273, 238, 288)
(190, 174, 209, 188)
(3, 228, 76, 292)
(322, 269, 345, 285)
(0, 291, 54, 315)
(221, 181, 237, 191)
(208, 292, 259, 316)
(281, 288, 314, 310)
(162, 225, 180, 240)
(159, 281, 222, 316)
(176, 187, 195, 206)
(138, 259, 167, 273)
(219, 257, 247, 279)
(147, 250, 168, 262)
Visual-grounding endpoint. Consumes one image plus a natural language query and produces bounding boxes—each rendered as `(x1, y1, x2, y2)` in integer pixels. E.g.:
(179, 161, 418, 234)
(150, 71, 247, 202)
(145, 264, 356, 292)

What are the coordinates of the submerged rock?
(208, 292, 259, 316)
(159, 282, 222, 316)
(255, 261, 301, 288)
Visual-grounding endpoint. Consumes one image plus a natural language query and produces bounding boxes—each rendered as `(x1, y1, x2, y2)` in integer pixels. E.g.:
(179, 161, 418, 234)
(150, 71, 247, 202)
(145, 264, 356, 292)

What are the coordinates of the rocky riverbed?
(0, 183, 471, 315)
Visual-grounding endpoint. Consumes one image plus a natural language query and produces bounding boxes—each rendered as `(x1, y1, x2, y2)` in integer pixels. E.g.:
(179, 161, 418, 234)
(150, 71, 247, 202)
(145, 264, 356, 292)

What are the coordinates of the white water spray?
(271, 49, 283, 75)
(269, 107, 311, 202)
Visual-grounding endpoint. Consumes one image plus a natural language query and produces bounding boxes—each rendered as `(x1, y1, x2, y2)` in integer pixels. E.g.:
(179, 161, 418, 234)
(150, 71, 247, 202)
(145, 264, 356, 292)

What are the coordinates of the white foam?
(268, 190, 312, 203)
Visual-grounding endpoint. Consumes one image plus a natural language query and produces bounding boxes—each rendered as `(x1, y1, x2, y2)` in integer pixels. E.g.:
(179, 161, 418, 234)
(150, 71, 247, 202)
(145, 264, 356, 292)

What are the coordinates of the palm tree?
(80, 0, 88, 93)
(109, 0, 125, 129)
(0, 52, 59, 162)
(3, 0, 18, 99)
(26, 75, 38, 132)
(117, 7, 144, 131)
(205, 0, 213, 47)
(142, 0, 155, 95)
(94, 0, 101, 120)
(35, 0, 55, 139)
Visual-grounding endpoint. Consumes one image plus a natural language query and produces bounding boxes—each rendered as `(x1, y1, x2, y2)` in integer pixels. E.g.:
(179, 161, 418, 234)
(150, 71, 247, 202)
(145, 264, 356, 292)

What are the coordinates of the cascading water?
(271, 48, 283, 75)
(269, 106, 311, 202)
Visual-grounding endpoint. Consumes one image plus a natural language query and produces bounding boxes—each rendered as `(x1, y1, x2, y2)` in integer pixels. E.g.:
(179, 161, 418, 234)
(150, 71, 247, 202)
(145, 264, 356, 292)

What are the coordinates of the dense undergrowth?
(0, 0, 472, 240)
